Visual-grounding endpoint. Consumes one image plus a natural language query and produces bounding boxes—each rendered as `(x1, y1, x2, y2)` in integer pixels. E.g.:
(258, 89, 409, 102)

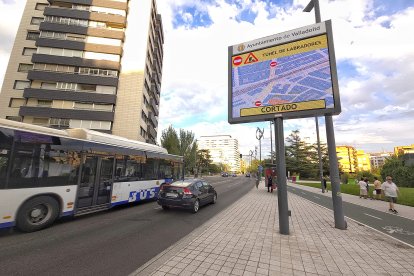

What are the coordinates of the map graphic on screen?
(231, 34, 334, 119)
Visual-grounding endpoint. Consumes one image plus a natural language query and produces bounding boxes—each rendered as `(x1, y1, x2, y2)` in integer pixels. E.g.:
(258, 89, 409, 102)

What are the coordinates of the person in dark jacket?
(267, 175, 273, 193)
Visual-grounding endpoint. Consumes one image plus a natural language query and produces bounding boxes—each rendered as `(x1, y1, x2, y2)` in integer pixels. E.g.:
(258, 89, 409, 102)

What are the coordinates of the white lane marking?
(313, 196, 320, 199)
(364, 213, 383, 220)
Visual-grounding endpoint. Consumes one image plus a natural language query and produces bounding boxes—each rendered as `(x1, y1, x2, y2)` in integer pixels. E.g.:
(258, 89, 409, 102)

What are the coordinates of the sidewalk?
(131, 183, 414, 276)
(289, 182, 414, 221)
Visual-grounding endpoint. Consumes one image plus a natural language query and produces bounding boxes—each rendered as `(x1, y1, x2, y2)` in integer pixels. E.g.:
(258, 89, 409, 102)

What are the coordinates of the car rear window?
(167, 181, 192, 187)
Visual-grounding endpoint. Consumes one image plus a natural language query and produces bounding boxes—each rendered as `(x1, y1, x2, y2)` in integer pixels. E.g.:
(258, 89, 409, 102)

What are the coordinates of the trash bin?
(292, 176, 296, 183)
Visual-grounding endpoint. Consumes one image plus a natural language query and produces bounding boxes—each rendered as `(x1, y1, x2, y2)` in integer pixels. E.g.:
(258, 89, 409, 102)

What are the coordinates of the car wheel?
(16, 196, 60, 232)
(192, 199, 200, 213)
(211, 193, 217, 204)
(161, 205, 169, 210)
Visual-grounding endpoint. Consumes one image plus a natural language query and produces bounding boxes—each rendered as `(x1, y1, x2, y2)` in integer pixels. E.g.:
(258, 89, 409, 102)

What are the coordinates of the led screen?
(228, 21, 340, 123)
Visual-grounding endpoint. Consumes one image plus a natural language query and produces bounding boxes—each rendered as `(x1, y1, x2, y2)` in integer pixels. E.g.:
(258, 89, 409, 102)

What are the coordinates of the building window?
(31, 17, 43, 25)
(32, 117, 49, 125)
(18, 63, 33, 73)
(35, 3, 48, 11)
(140, 127, 147, 138)
(13, 81, 30, 90)
(27, 31, 40, 41)
(22, 47, 37, 56)
(40, 82, 57, 89)
(5, 116, 22, 122)
(9, 98, 26, 108)
(49, 118, 70, 127)
(37, 100, 52, 107)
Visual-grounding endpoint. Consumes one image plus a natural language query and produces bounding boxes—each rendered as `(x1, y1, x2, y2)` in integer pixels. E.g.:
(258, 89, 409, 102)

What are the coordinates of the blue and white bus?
(0, 119, 183, 232)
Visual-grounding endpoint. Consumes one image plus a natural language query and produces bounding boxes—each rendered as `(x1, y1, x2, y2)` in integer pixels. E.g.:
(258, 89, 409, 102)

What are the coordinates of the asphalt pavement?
(288, 183, 414, 246)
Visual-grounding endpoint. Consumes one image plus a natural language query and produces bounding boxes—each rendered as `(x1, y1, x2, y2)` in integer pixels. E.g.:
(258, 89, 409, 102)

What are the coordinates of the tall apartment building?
(356, 150, 371, 172)
(198, 135, 241, 173)
(394, 144, 414, 156)
(370, 152, 391, 169)
(336, 145, 358, 173)
(0, 0, 163, 144)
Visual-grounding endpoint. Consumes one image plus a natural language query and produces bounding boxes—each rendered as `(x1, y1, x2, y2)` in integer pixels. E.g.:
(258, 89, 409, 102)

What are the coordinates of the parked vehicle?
(221, 172, 229, 177)
(157, 179, 217, 213)
(245, 173, 251, 177)
(231, 173, 237, 177)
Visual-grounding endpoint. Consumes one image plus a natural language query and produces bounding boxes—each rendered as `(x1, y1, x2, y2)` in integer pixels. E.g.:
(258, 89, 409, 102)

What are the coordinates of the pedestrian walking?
(322, 175, 328, 193)
(267, 175, 273, 193)
(358, 177, 368, 199)
(364, 177, 372, 199)
(381, 176, 400, 214)
(373, 176, 382, 200)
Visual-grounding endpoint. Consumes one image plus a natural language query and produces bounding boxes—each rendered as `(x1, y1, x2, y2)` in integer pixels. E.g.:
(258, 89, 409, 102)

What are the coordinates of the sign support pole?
(274, 118, 289, 235)
(304, 0, 346, 230)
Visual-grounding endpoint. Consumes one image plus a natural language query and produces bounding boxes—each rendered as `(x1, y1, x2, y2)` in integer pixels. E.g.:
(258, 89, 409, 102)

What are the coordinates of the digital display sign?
(228, 20, 341, 124)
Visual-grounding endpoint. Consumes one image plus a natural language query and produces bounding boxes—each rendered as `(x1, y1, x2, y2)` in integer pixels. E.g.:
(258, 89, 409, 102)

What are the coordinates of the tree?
(285, 130, 318, 178)
(381, 155, 414, 187)
(197, 149, 212, 174)
(160, 125, 180, 155)
(160, 126, 197, 175)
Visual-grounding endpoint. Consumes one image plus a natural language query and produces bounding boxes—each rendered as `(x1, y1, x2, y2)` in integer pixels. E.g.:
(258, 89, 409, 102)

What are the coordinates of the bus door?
(77, 155, 114, 208)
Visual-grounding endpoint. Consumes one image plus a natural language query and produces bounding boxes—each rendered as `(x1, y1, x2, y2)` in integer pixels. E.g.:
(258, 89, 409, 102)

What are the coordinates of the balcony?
(147, 125, 157, 140)
(23, 88, 116, 104)
(148, 111, 158, 127)
(19, 106, 114, 121)
(149, 98, 158, 116)
(27, 70, 119, 87)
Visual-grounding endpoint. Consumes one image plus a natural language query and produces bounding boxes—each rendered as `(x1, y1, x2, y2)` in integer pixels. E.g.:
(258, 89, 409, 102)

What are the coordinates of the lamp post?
(256, 127, 264, 162)
(194, 139, 197, 178)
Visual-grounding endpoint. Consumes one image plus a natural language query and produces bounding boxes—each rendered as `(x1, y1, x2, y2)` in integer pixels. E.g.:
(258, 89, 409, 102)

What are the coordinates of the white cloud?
(0, 0, 413, 155)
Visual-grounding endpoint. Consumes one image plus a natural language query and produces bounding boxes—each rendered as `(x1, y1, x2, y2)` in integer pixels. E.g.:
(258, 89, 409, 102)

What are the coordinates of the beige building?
(198, 135, 241, 173)
(370, 152, 391, 169)
(0, 0, 163, 144)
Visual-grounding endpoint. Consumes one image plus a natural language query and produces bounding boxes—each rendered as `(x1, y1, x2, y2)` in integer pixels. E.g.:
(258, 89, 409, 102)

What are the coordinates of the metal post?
(270, 121, 273, 163)
(325, 115, 347, 229)
(315, 117, 325, 192)
(304, 0, 346, 230)
(274, 118, 289, 235)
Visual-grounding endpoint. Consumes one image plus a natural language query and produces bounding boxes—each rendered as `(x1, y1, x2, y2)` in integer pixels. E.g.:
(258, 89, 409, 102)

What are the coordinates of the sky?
(0, 0, 413, 159)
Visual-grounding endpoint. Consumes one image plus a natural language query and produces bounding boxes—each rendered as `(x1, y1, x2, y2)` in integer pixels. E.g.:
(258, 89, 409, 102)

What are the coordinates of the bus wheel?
(16, 196, 59, 232)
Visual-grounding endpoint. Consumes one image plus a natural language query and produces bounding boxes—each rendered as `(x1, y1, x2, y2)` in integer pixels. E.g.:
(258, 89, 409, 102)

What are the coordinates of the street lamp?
(256, 127, 264, 162)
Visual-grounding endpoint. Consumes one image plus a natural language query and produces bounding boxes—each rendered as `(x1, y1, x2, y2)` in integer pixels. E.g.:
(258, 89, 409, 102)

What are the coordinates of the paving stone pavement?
(131, 183, 414, 276)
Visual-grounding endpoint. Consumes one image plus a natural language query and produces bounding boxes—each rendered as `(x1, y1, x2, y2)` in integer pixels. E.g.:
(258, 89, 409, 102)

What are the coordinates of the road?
(0, 176, 254, 276)
(288, 186, 414, 246)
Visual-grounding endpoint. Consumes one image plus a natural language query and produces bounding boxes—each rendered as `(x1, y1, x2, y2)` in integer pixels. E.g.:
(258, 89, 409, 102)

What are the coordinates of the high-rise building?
(336, 145, 357, 173)
(198, 135, 241, 172)
(0, 0, 163, 144)
(356, 150, 371, 172)
(370, 152, 391, 169)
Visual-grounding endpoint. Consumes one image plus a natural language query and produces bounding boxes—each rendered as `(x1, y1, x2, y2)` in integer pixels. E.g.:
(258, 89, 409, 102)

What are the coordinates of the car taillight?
(183, 188, 192, 195)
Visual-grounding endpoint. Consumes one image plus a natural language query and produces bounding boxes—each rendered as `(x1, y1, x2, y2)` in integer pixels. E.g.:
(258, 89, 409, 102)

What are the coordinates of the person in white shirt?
(381, 176, 400, 214)
(358, 177, 368, 199)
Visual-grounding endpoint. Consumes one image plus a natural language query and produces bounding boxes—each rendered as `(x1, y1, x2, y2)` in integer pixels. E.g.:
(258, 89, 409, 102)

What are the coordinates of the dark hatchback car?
(157, 179, 217, 213)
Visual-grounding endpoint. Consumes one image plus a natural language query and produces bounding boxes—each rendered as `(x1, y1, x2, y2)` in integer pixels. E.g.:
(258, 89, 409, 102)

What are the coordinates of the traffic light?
(240, 154, 242, 158)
